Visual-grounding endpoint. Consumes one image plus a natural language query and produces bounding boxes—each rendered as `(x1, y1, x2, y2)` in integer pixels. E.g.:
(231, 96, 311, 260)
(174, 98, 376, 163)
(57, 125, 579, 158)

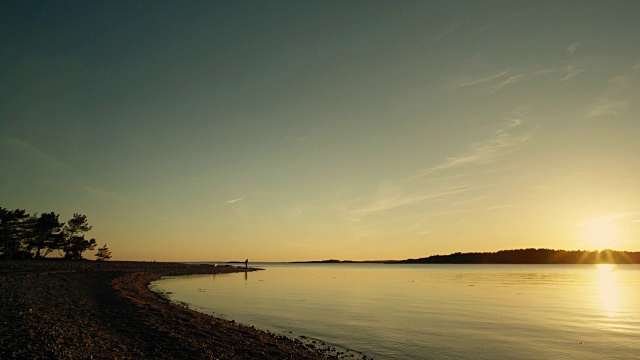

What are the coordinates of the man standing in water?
(244, 259, 248, 269)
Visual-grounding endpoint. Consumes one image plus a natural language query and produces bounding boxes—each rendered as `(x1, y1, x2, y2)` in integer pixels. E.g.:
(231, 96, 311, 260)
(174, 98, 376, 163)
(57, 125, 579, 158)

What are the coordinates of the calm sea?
(150, 264, 640, 359)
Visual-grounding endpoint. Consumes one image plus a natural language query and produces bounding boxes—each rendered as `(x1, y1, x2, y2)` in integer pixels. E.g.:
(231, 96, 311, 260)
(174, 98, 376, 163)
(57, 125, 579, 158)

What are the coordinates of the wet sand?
(0, 260, 336, 359)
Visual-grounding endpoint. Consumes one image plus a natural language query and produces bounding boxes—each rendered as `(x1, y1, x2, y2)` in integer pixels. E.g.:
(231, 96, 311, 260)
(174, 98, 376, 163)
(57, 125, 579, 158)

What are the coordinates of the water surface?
(151, 264, 640, 359)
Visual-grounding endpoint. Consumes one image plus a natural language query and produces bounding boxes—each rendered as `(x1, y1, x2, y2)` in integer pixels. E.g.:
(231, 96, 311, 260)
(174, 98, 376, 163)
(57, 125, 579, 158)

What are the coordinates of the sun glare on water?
(596, 264, 619, 317)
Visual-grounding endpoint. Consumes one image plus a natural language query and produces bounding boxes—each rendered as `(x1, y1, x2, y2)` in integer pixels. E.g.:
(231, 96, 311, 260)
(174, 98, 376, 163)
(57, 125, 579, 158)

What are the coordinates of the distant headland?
(291, 259, 390, 264)
(294, 249, 640, 264)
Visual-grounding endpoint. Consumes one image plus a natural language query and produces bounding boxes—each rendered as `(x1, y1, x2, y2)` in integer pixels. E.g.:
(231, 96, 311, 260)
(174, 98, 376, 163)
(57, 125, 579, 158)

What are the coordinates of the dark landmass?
(291, 259, 390, 264)
(0, 260, 340, 359)
(294, 249, 640, 264)
(292, 259, 354, 263)
(393, 248, 640, 264)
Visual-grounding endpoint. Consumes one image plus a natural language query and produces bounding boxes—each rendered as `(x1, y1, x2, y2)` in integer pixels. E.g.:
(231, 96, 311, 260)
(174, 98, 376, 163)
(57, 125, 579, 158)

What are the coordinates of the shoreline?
(0, 260, 336, 359)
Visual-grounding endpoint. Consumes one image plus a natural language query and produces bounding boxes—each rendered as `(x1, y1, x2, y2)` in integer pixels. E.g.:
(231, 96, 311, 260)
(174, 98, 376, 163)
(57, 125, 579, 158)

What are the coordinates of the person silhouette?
(244, 259, 248, 269)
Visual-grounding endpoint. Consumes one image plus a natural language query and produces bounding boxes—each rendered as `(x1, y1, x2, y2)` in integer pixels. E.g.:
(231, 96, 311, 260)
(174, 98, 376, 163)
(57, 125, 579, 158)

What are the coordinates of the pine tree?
(0, 207, 30, 259)
(26, 212, 64, 259)
(62, 213, 96, 259)
(95, 244, 112, 261)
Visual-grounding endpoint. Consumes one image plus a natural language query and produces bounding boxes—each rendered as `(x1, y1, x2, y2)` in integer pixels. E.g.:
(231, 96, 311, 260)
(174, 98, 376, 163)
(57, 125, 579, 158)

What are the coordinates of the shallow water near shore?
(151, 264, 640, 359)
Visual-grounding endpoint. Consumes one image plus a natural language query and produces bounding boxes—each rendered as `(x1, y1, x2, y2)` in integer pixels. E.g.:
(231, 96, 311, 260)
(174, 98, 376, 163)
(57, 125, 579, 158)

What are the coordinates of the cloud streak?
(609, 61, 640, 84)
(487, 69, 554, 93)
(561, 63, 584, 81)
(406, 201, 516, 234)
(431, 21, 462, 43)
(446, 70, 509, 90)
(348, 184, 472, 218)
(226, 197, 246, 204)
(447, 68, 554, 93)
(414, 117, 530, 178)
(566, 42, 579, 55)
(344, 117, 531, 226)
(480, 11, 525, 32)
(576, 212, 638, 226)
(3, 138, 69, 170)
(83, 186, 132, 203)
(587, 100, 627, 118)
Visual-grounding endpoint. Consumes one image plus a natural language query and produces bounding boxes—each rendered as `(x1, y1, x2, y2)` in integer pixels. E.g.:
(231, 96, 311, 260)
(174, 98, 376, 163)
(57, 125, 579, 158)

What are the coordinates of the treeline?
(396, 248, 640, 264)
(0, 206, 109, 260)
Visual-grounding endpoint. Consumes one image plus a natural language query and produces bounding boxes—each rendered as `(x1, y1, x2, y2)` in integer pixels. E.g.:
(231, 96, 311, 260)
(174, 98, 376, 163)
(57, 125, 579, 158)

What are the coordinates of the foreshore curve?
(0, 260, 336, 359)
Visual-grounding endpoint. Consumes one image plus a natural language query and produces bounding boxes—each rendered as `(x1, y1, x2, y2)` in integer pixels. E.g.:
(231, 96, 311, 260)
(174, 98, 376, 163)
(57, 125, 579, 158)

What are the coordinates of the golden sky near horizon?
(2, 1, 640, 261)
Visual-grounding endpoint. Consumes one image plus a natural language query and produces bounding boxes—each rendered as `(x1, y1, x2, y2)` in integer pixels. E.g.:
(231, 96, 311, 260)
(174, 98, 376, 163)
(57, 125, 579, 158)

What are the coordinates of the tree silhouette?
(1, 207, 102, 260)
(0, 207, 30, 259)
(62, 213, 96, 259)
(25, 212, 64, 259)
(95, 244, 112, 261)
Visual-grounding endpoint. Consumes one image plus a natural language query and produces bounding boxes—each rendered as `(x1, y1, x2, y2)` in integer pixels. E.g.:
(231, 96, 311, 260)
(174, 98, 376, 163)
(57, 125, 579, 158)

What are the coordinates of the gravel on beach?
(0, 260, 337, 359)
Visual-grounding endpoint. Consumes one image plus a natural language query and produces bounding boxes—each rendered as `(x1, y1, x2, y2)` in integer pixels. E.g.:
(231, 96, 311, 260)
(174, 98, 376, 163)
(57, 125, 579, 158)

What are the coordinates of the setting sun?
(581, 219, 618, 250)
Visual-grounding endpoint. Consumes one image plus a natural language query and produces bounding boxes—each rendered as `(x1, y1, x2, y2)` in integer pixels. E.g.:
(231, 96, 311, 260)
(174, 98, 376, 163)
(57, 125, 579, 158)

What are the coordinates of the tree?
(25, 212, 64, 259)
(95, 244, 112, 261)
(0, 207, 30, 259)
(67, 236, 97, 259)
(62, 213, 96, 259)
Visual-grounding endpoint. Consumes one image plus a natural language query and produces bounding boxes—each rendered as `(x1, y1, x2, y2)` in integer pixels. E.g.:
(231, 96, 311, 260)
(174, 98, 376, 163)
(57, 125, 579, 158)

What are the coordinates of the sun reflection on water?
(596, 264, 619, 317)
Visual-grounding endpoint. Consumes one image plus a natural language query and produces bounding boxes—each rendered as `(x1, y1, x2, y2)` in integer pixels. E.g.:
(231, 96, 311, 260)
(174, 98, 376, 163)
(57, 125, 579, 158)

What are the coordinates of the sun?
(581, 219, 618, 250)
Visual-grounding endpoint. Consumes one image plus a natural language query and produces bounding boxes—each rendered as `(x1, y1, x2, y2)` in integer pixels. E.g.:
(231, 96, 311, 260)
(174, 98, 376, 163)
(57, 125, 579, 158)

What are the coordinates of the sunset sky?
(2, 1, 639, 261)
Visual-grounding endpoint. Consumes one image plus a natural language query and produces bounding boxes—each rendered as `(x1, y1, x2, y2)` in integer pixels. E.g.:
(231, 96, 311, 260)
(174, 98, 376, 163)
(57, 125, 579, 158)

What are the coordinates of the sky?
(2, 1, 640, 261)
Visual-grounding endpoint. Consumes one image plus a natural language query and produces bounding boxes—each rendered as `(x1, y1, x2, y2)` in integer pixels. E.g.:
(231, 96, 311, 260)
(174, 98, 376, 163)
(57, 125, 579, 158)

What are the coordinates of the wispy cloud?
(345, 223, 384, 244)
(405, 200, 516, 235)
(609, 61, 640, 84)
(343, 117, 531, 225)
(431, 21, 462, 43)
(576, 212, 638, 226)
(349, 183, 472, 218)
(3, 138, 69, 170)
(487, 69, 554, 93)
(83, 186, 131, 203)
(587, 99, 627, 118)
(448, 68, 554, 93)
(566, 42, 579, 55)
(609, 75, 627, 84)
(588, 61, 637, 118)
(226, 196, 246, 204)
(415, 117, 530, 178)
(561, 63, 584, 81)
(480, 11, 525, 32)
(445, 70, 509, 91)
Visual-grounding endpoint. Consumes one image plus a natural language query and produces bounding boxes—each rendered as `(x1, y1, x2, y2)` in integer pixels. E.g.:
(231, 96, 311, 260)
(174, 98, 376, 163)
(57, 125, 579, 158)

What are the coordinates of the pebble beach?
(0, 260, 337, 359)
